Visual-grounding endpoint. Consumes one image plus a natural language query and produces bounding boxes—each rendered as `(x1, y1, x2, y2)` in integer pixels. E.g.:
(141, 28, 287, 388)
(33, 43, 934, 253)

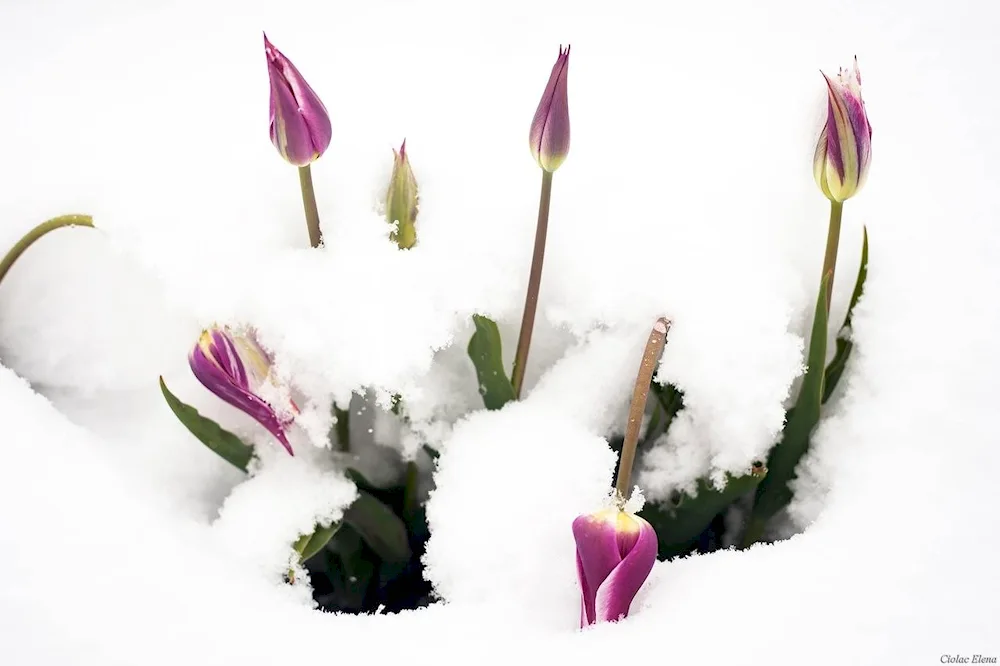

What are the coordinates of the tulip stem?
(614, 318, 671, 503)
(0, 214, 94, 289)
(820, 201, 844, 313)
(298, 165, 322, 248)
(511, 169, 553, 399)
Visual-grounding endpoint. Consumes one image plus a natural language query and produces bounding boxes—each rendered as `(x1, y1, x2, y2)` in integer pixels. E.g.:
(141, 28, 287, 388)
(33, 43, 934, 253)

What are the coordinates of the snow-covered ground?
(1, 0, 998, 663)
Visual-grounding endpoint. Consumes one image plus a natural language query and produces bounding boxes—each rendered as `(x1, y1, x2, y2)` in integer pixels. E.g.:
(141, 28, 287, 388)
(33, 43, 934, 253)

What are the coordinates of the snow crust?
(1, 0, 998, 662)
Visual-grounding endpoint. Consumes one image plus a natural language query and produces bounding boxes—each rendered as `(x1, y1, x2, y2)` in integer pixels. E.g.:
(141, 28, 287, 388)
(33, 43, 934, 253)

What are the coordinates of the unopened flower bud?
(265, 33, 332, 167)
(813, 58, 872, 202)
(385, 140, 418, 249)
(529, 45, 571, 172)
(572, 508, 657, 627)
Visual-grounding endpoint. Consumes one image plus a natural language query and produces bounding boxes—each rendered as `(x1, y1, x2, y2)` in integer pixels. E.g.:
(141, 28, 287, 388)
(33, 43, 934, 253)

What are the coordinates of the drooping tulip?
(189, 326, 295, 455)
(264, 33, 332, 167)
(385, 139, 418, 249)
(813, 58, 872, 202)
(529, 45, 571, 172)
(572, 508, 657, 627)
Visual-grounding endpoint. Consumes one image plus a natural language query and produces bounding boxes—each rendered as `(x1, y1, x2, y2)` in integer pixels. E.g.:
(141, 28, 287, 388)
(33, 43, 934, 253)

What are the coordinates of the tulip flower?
(529, 45, 571, 173)
(265, 33, 332, 167)
(264, 33, 331, 249)
(813, 58, 871, 203)
(385, 139, 418, 249)
(812, 58, 872, 313)
(189, 326, 295, 455)
(572, 508, 657, 626)
(511, 45, 571, 400)
(571, 318, 669, 628)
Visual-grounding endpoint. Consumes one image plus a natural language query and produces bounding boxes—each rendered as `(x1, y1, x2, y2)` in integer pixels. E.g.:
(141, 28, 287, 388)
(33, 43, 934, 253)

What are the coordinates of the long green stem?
(511, 169, 553, 399)
(615, 318, 671, 503)
(298, 165, 322, 248)
(820, 201, 844, 313)
(0, 214, 94, 288)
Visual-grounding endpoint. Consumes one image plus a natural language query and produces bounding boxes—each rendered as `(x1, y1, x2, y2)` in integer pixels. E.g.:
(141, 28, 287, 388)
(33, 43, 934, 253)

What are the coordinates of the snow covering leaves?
(1, 0, 999, 662)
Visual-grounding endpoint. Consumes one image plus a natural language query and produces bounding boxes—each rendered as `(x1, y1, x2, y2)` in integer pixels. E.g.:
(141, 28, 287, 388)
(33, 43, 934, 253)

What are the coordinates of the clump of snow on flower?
(211, 448, 356, 585)
(424, 402, 617, 630)
(425, 325, 662, 627)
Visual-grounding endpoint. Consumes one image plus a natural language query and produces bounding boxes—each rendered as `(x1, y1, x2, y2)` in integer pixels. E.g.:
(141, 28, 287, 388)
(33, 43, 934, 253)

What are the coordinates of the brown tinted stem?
(298, 165, 322, 248)
(615, 318, 671, 502)
(511, 169, 553, 399)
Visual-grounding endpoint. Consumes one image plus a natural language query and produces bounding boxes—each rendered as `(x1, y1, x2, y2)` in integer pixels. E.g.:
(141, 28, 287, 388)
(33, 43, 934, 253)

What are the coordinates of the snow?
(2, 0, 999, 663)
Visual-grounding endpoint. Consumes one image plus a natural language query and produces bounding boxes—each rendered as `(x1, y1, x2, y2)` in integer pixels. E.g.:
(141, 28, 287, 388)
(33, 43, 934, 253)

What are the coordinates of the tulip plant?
(264, 34, 333, 249)
(0, 34, 873, 622)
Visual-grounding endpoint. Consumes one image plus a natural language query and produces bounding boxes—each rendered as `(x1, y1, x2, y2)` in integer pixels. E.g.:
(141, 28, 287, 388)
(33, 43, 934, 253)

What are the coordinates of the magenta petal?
(594, 517, 657, 623)
(572, 511, 624, 626)
(189, 330, 294, 456)
(575, 553, 589, 628)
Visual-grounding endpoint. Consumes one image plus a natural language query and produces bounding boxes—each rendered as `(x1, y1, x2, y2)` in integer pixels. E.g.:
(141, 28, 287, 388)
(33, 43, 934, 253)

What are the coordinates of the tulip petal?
(189, 329, 294, 456)
(575, 552, 590, 628)
(594, 517, 657, 623)
(572, 511, 624, 626)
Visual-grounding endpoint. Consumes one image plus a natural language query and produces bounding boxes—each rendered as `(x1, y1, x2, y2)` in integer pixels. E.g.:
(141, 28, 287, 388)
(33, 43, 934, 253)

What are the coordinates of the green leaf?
(641, 464, 767, 559)
(823, 226, 868, 403)
(649, 382, 684, 441)
(343, 489, 411, 565)
(467, 314, 515, 410)
(747, 273, 831, 542)
(326, 526, 376, 611)
(294, 522, 341, 563)
(159, 376, 253, 472)
(344, 467, 396, 492)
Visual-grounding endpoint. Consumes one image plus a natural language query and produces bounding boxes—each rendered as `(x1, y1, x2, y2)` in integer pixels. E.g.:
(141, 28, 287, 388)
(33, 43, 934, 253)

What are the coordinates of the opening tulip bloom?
(529, 45, 570, 172)
(189, 327, 296, 455)
(813, 59, 872, 202)
(265, 34, 332, 167)
(572, 508, 657, 627)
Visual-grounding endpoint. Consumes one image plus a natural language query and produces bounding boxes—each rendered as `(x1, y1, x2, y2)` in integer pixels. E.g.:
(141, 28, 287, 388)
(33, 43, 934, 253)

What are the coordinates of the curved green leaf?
(747, 273, 830, 543)
(294, 522, 342, 563)
(343, 490, 411, 565)
(823, 226, 868, 403)
(467, 314, 515, 410)
(159, 376, 253, 472)
(649, 382, 684, 441)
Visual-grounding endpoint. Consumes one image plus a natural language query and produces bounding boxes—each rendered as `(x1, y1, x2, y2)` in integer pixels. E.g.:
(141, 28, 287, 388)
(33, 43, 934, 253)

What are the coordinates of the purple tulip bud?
(264, 33, 332, 167)
(529, 45, 571, 172)
(572, 508, 657, 627)
(189, 327, 294, 455)
(813, 58, 872, 202)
